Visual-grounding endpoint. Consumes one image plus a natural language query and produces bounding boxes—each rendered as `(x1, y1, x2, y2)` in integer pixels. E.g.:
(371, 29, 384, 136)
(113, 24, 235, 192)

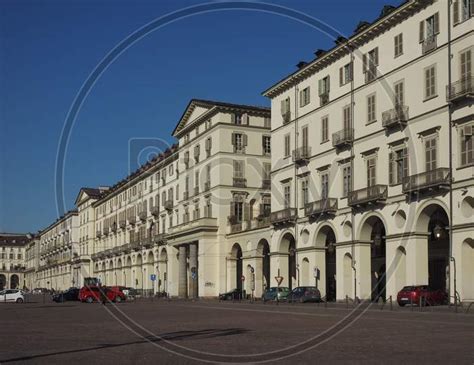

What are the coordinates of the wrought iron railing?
(305, 198, 338, 216)
(348, 185, 388, 206)
(402, 168, 450, 193)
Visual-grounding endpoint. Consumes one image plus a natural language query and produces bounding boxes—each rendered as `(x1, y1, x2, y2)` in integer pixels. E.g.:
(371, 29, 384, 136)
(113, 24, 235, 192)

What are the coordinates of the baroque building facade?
(263, 0, 473, 302)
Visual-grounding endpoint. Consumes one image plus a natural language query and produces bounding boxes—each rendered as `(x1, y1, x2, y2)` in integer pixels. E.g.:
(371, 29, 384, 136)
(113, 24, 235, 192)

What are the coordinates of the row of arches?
(0, 274, 20, 290)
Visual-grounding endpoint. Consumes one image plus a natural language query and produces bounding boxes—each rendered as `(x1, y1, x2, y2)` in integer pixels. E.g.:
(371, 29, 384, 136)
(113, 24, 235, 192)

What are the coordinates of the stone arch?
(116, 258, 123, 286)
(414, 199, 450, 233)
(358, 211, 388, 242)
(256, 239, 270, 293)
(135, 254, 143, 291)
(462, 239, 474, 300)
(301, 257, 310, 286)
(278, 232, 296, 290)
(314, 222, 339, 247)
(158, 248, 168, 293)
(10, 274, 19, 289)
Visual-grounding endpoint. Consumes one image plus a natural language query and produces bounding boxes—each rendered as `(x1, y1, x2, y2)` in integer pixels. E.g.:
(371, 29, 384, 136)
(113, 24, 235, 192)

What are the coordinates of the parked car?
(79, 286, 126, 303)
(397, 285, 447, 306)
(286, 286, 321, 303)
(52, 288, 80, 303)
(0, 289, 24, 303)
(113, 286, 136, 299)
(219, 289, 244, 300)
(262, 287, 290, 302)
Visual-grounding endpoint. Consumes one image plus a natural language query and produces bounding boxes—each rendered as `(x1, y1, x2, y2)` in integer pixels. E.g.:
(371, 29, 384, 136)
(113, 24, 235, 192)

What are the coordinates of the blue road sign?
(150, 274, 157, 281)
(191, 272, 197, 280)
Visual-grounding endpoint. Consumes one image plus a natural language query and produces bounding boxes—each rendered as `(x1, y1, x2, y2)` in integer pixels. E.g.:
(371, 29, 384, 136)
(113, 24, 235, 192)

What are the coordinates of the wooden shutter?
(299, 90, 303, 107)
(318, 79, 323, 96)
(349, 62, 353, 81)
(339, 67, 344, 86)
(419, 20, 424, 43)
(388, 152, 394, 185)
(470, 0, 474, 16)
(243, 202, 250, 221)
(326, 76, 330, 92)
(243, 134, 248, 147)
(434, 13, 440, 34)
(453, 0, 460, 24)
(363, 53, 367, 73)
(242, 113, 249, 125)
(374, 47, 379, 66)
(230, 114, 236, 124)
(231, 132, 236, 145)
(402, 148, 409, 179)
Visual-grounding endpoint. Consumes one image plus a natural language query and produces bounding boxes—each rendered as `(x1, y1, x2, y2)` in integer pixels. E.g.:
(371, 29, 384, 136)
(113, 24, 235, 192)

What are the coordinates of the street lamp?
(296, 263, 300, 287)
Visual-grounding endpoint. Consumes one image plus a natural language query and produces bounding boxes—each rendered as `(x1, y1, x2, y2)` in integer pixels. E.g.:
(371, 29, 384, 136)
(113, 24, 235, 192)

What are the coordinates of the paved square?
(1, 297, 473, 364)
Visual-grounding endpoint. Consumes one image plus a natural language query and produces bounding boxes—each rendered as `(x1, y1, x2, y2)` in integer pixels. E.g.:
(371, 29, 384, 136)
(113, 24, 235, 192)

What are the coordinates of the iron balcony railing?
(112, 246, 122, 256)
(138, 211, 147, 221)
(270, 208, 297, 225)
(183, 191, 189, 200)
(128, 216, 136, 225)
(104, 249, 114, 257)
(204, 181, 211, 192)
(111, 223, 117, 233)
(305, 198, 338, 217)
(153, 233, 167, 244)
(233, 177, 247, 188)
(292, 146, 311, 164)
(262, 179, 271, 189)
(365, 66, 378, 84)
(230, 222, 243, 234)
(119, 220, 126, 228)
(402, 168, 450, 194)
(96, 230, 101, 238)
(164, 200, 173, 211)
(103, 227, 109, 236)
(194, 186, 200, 196)
(332, 128, 354, 148)
(348, 185, 388, 207)
(382, 105, 409, 129)
(447, 77, 474, 102)
(422, 34, 437, 55)
(282, 111, 291, 124)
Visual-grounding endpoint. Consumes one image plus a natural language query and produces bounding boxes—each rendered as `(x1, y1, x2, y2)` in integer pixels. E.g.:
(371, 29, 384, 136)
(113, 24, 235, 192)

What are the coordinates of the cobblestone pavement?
(1, 296, 473, 364)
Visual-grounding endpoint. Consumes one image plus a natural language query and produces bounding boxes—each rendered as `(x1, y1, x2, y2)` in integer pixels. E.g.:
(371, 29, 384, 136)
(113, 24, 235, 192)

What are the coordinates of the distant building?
(0, 233, 32, 290)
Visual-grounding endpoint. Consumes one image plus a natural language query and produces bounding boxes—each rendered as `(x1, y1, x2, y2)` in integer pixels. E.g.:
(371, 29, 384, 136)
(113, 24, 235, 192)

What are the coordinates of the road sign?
(191, 272, 197, 280)
(275, 276, 283, 286)
(241, 275, 245, 282)
(313, 268, 320, 279)
(150, 274, 156, 281)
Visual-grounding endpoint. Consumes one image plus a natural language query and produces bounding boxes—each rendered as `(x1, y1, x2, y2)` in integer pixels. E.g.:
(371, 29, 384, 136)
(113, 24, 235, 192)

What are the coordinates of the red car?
(79, 286, 125, 303)
(397, 285, 447, 306)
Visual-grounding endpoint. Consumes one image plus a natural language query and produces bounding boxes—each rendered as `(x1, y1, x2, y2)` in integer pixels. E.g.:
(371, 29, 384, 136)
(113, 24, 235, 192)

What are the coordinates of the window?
(363, 47, 379, 81)
(281, 97, 291, 123)
(321, 116, 329, 143)
(284, 134, 291, 157)
(367, 94, 376, 124)
(232, 133, 246, 153)
(419, 13, 439, 42)
(195, 170, 199, 189)
(389, 148, 409, 185)
(454, 0, 473, 24)
(194, 144, 200, 163)
(283, 185, 291, 209)
(460, 48, 472, 80)
(169, 164, 174, 176)
(394, 33, 403, 58)
(425, 136, 437, 171)
(367, 157, 377, 187)
(342, 165, 352, 197)
(232, 114, 242, 125)
(394, 80, 405, 106)
(233, 201, 243, 222)
(460, 125, 473, 166)
(302, 125, 309, 151)
(263, 163, 271, 181)
(263, 135, 271, 155)
(301, 179, 309, 206)
(184, 133, 190, 144)
(205, 137, 212, 157)
(184, 151, 190, 168)
(233, 160, 244, 178)
(318, 76, 330, 105)
(299, 87, 310, 107)
(321, 173, 329, 199)
(343, 105, 352, 130)
(264, 117, 271, 128)
(339, 62, 353, 86)
(424, 65, 437, 100)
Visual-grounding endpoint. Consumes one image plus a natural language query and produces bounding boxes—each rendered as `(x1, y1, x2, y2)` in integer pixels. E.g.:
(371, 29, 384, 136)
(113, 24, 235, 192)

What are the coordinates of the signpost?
(274, 269, 283, 305)
(150, 274, 157, 302)
(314, 267, 320, 288)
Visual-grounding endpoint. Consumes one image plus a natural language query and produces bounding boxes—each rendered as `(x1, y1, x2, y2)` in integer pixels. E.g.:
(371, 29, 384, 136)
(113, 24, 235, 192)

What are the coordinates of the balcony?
(153, 233, 167, 245)
(292, 146, 311, 164)
(142, 236, 153, 248)
(183, 191, 189, 200)
(319, 93, 329, 106)
(119, 220, 126, 229)
(332, 128, 354, 148)
(112, 246, 122, 256)
(402, 168, 450, 195)
(204, 181, 211, 192)
(164, 200, 173, 211)
(229, 222, 243, 234)
(422, 35, 437, 55)
(96, 230, 101, 238)
(105, 249, 114, 258)
(138, 211, 147, 221)
(151, 205, 160, 216)
(305, 198, 338, 217)
(91, 253, 99, 261)
(270, 208, 297, 226)
(111, 223, 117, 233)
(382, 105, 409, 129)
(282, 111, 291, 124)
(103, 227, 109, 236)
(194, 186, 200, 196)
(262, 179, 271, 189)
(128, 216, 136, 225)
(167, 217, 218, 238)
(348, 185, 388, 207)
(233, 177, 247, 188)
(447, 77, 474, 103)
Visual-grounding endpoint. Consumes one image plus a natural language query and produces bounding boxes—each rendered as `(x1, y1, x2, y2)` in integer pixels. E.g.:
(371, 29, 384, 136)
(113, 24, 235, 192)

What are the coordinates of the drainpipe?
(447, 0, 456, 306)
(349, 44, 357, 301)
(294, 83, 299, 290)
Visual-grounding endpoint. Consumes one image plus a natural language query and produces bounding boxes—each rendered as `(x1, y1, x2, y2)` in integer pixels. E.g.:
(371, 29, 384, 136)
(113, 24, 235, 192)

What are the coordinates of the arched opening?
(159, 248, 168, 293)
(147, 251, 155, 294)
(136, 254, 143, 292)
(0, 274, 6, 290)
(394, 247, 406, 293)
(462, 239, 474, 300)
(256, 239, 270, 293)
(360, 215, 387, 302)
(317, 225, 337, 301)
(416, 204, 450, 293)
(10, 274, 19, 289)
(343, 253, 353, 299)
(301, 258, 309, 286)
(230, 243, 243, 292)
(279, 232, 296, 290)
(108, 261, 114, 286)
(116, 259, 123, 286)
(125, 256, 132, 287)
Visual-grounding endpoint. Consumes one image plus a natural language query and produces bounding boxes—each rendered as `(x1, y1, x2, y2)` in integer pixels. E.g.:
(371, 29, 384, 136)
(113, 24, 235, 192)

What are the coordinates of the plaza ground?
(0, 296, 473, 364)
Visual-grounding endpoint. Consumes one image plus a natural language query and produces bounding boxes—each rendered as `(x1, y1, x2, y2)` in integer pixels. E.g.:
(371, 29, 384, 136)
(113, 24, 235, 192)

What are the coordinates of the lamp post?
(296, 263, 300, 287)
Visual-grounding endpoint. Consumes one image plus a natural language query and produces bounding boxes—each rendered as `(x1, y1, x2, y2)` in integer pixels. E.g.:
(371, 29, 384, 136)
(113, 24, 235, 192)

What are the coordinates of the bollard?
(390, 295, 393, 311)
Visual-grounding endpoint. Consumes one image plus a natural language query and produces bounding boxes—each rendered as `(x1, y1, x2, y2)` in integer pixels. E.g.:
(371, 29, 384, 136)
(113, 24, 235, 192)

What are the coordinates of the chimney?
(296, 61, 308, 69)
(354, 21, 370, 34)
(314, 49, 327, 58)
(379, 5, 396, 18)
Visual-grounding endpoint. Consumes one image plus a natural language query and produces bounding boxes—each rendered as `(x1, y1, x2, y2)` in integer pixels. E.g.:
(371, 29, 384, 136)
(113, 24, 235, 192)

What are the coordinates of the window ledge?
(423, 94, 438, 103)
(457, 163, 474, 171)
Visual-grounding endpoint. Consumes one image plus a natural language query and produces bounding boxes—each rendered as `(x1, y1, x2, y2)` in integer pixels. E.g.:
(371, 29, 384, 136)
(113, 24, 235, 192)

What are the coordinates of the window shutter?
(231, 114, 236, 124)
(419, 20, 424, 43)
(349, 62, 353, 81)
(434, 13, 440, 34)
(281, 99, 286, 115)
(327, 76, 330, 92)
(243, 134, 248, 147)
(242, 113, 249, 125)
(306, 87, 310, 104)
(470, 0, 474, 16)
(318, 79, 323, 96)
(374, 47, 379, 66)
(362, 53, 367, 73)
(231, 132, 236, 145)
(299, 90, 303, 107)
(402, 148, 409, 179)
(243, 202, 250, 221)
(230, 201, 235, 218)
(262, 135, 265, 150)
(339, 67, 343, 86)
(453, 0, 460, 24)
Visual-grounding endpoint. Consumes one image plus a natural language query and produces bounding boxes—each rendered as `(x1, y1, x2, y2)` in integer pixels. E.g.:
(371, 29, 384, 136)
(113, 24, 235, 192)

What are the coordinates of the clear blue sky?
(0, 0, 401, 233)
